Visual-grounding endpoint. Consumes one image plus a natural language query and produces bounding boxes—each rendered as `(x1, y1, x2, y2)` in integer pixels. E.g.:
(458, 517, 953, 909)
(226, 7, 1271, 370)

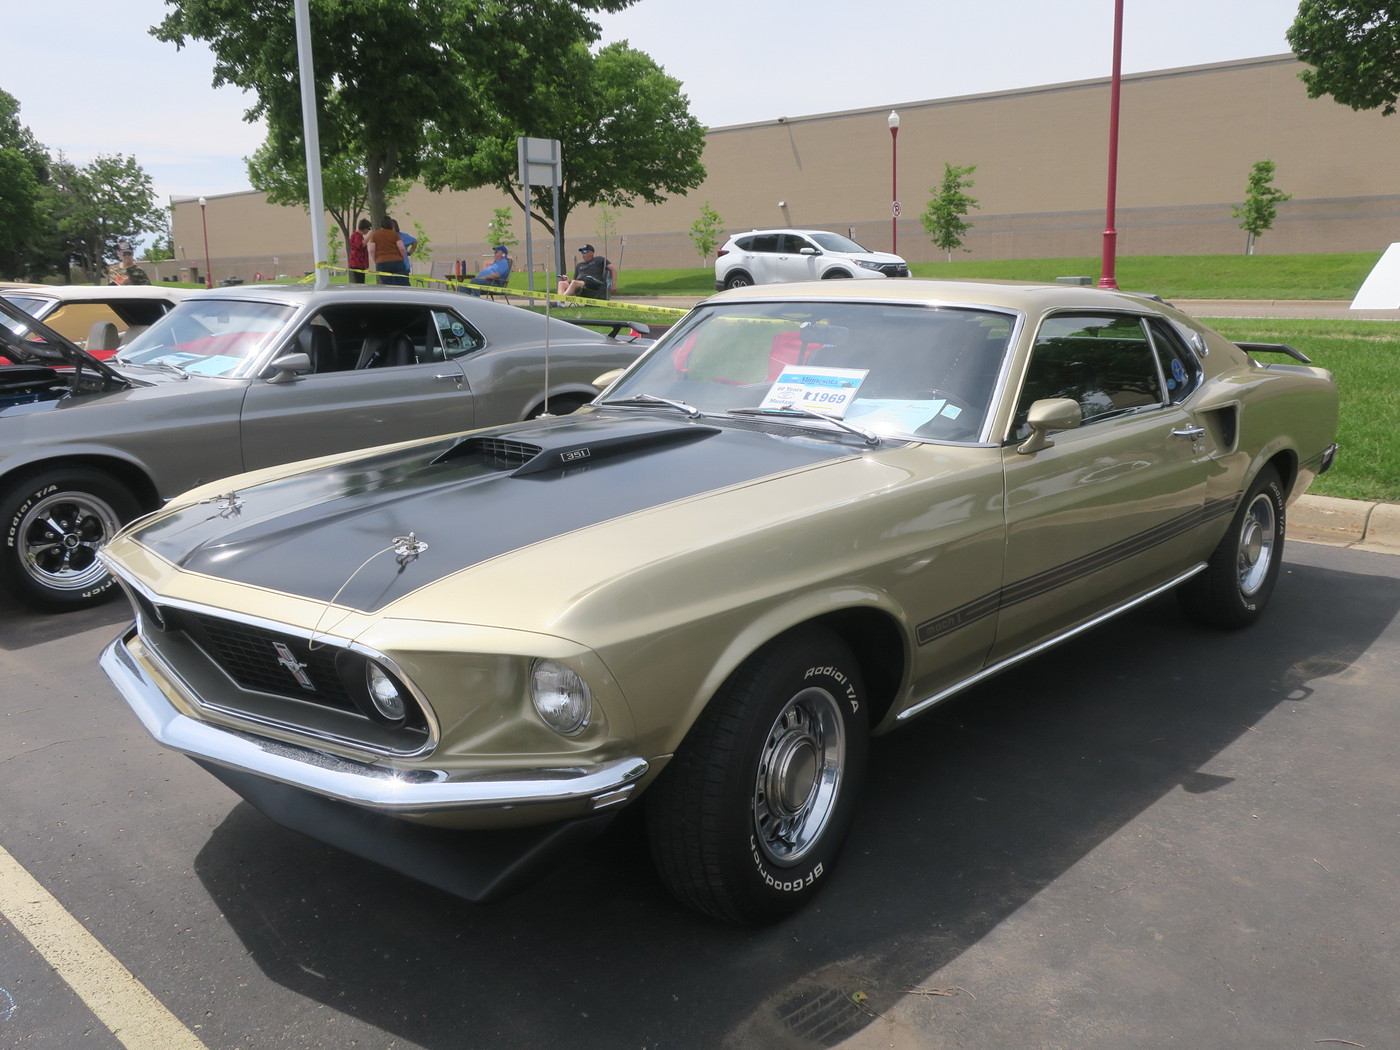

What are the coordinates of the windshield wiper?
(728, 406, 881, 445)
(127, 358, 190, 380)
(601, 393, 702, 418)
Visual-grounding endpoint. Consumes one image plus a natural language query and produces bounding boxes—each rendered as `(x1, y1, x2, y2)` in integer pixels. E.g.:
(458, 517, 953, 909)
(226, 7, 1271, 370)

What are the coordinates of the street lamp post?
(198, 196, 213, 289)
(888, 111, 901, 254)
(1098, 0, 1124, 290)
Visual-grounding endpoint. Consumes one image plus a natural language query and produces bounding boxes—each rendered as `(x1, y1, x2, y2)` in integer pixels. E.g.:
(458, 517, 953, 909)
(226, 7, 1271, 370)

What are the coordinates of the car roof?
(180, 283, 485, 310)
(706, 277, 1174, 315)
(729, 229, 847, 238)
(13, 285, 190, 302)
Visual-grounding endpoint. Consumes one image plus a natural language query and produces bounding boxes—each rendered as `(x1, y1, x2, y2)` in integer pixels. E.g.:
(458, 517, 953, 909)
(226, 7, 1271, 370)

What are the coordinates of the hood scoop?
(437, 416, 722, 477)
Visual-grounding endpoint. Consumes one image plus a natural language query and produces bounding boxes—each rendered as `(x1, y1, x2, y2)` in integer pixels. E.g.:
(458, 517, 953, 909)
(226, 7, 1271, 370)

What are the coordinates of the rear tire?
(723, 272, 753, 290)
(646, 628, 868, 925)
(1178, 466, 1285, 629)
(0, 468, 139, 612)
(527, 395, 590, 419)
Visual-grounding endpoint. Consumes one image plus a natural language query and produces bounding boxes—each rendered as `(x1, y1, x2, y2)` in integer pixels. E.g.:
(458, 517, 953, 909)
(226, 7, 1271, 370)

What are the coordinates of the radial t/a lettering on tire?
(1179, 465, 1285, 629)
(645, 627, 868, 925)
(0, 468, 139, 612)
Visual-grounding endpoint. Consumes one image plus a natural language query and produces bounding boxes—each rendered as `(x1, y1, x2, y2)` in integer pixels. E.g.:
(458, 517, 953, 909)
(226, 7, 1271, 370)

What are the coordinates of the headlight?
(856, 259, 884, 271)
(366, 662, 408, 722)
(530, 659, 593, 736)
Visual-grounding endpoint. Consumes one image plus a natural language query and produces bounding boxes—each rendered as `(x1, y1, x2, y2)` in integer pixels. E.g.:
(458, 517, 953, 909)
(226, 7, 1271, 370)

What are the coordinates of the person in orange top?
(367, 217, 408, 285)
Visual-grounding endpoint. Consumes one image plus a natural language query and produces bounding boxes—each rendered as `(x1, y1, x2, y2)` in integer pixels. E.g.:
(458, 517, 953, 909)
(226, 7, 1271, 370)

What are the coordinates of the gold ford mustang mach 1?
(99, 280, 1339, 924)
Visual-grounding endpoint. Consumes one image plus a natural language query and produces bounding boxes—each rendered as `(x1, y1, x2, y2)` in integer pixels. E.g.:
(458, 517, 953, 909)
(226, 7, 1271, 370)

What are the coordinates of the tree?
(155, 0, 637, 226)
(0, 88, 59, 280)
(46, 153, 163, 282)
(1288, 3, 1400, 114)
(595, 204, 619, 263)
(423, 41, 706, 260)
(488, 207, 519, 253)
(1231, 160, 1292, 255)
(689, 201, 724, 263)
(246, 133, 407, 246)
(920, 163, 980, 261)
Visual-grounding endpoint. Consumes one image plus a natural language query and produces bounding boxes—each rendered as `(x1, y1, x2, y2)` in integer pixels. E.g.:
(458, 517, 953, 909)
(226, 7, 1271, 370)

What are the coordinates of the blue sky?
(10, 0, 1303, 203)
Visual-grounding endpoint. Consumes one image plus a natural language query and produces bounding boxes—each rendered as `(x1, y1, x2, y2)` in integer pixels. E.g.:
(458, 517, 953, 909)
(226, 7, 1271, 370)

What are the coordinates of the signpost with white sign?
(518, 137, 563, 290)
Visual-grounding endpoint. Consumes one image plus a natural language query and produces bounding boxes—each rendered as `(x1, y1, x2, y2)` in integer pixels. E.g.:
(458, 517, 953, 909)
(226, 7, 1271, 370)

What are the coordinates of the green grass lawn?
(1209, 318, 1398, 504)
(598, 252, 1385, 300)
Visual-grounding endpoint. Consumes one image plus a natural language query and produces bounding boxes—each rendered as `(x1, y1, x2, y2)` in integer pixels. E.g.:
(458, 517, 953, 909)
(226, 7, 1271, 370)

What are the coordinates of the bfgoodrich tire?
(1178, 465, 1285, 629)
(646, 628, 868, 925)
(0, 468, 139, 612)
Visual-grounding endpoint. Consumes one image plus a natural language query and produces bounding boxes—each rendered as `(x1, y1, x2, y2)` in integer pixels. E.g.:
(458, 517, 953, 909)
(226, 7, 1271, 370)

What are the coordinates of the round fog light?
(366, 662, 407, 722)
(530, 659, 593, 736)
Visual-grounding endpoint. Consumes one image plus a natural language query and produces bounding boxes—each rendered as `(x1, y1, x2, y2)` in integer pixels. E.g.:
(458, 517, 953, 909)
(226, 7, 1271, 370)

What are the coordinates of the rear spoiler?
(1235, 341, 1312, 365)
(559, 317, 653, 340)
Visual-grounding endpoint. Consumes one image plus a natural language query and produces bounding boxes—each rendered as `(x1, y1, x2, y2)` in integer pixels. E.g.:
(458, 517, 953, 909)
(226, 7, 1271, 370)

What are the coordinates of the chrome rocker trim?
(101, 627, 649, 816)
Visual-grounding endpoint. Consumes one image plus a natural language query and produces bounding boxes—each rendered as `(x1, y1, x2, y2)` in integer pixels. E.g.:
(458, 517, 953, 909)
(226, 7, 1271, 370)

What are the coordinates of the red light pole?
(888, 111, 901, 254)
(1098, 0, 1124, 289)
(198, 196, 213, 289)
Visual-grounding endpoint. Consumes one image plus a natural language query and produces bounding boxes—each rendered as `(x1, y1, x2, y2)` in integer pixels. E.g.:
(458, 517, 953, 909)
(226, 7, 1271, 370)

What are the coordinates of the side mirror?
(265, 352, 311, 385)
(799, 247, 820, 256)
(1016, 397, 1081, 455)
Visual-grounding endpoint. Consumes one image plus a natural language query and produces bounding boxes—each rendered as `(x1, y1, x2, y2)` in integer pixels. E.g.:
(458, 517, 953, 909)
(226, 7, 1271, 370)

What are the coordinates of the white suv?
(714, 229, 909, 290)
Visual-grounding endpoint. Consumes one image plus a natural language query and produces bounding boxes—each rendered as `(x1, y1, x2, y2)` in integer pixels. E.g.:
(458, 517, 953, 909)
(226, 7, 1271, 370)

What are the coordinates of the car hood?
(117, 412, 871, 614)
(0, 294, 130, 385)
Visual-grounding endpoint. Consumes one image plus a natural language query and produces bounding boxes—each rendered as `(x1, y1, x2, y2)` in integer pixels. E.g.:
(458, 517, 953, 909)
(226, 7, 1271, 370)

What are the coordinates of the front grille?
(167, 608, 358, 711)
(877, 263, 910, 278)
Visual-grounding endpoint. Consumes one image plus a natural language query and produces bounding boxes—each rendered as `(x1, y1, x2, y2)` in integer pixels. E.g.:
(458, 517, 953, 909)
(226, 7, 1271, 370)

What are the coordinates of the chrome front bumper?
(100, 627, 649, 818)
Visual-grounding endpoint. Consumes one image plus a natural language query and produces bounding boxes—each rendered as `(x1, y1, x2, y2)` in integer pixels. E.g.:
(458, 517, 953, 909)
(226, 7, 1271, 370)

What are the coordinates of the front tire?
(646, 628, 868, 925)
(1178, 465, 1285, 629)
(0, 468, 139, 612)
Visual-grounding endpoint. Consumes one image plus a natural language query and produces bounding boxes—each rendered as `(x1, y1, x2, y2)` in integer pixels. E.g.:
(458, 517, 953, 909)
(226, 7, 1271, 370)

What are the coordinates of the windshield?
(3, 295, 52, 321)
(809, 232, 870, 254)
(118, 299, 295, 377)
(603, 301, 1015, 443)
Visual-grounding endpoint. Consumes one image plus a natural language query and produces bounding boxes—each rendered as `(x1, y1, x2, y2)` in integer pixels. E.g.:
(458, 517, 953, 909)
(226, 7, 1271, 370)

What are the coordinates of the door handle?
(1171, 425, 1206, 439)
(433, 373, 460, 381)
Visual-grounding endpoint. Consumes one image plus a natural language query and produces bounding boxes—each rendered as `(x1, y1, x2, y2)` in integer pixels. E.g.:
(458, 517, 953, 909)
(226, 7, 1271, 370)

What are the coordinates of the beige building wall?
(172, 55, 1400, 284)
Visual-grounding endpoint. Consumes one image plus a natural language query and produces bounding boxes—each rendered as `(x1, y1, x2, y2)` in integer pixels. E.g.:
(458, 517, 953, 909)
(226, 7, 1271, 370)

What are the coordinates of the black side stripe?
(916, 493, 1239, 645)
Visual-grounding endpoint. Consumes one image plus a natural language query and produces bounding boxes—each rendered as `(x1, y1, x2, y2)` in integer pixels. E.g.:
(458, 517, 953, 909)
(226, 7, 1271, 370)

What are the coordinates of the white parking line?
(0, 843, 209, 1049)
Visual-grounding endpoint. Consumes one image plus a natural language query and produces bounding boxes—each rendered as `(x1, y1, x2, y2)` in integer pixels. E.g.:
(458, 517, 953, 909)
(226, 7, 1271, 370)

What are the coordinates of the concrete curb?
(1290, 494, 1400, 555)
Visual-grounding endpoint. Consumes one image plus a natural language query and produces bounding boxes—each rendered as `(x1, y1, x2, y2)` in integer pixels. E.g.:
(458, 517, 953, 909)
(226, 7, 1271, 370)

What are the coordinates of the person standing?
(367, 217, 408, 286)
(348, 218, 371, 283)
(556, 244, 615, 299)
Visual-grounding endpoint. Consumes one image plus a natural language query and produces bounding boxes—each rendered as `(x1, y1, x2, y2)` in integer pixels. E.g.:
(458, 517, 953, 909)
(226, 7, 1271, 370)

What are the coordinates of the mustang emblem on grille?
(272, 642, 316, 691)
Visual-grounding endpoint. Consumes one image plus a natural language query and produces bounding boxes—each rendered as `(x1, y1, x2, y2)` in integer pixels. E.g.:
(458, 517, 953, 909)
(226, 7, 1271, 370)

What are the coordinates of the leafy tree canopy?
(247, 131, 408, 245)
(0, 87, 58, 279)
(154, 0, 636, 221)
(1231, 159, 1292, 253)
(422, 41, 706, 259)
(921, 163, 980, 261)
(1288, 2, 1400, 114)
(47, 153, 164, 282)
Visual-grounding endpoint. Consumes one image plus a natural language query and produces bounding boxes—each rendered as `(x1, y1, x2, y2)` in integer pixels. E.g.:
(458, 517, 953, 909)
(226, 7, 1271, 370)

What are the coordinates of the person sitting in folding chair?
(466, 245, 513, 296)
(557, 244, 615, 299)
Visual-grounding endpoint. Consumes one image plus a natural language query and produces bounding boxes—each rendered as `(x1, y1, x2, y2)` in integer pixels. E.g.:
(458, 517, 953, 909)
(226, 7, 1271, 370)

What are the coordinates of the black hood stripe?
(135, 412, 859, 612)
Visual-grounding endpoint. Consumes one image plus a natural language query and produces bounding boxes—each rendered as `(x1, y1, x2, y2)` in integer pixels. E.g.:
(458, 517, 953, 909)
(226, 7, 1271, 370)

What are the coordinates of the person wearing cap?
(110, 246, 151, 286)
(466, 244, 513, 295)
(557, 244, 615, 299)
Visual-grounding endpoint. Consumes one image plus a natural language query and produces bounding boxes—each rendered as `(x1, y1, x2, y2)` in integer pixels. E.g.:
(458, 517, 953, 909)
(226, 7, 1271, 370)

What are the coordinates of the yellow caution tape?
(312, 262, 688, 319)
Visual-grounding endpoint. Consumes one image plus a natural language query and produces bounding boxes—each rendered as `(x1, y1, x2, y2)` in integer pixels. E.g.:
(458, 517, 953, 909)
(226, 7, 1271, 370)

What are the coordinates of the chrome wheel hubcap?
(753, 686, 845, 865)
(18, 491, 121, 593)
(1237, 492, 1277, 596)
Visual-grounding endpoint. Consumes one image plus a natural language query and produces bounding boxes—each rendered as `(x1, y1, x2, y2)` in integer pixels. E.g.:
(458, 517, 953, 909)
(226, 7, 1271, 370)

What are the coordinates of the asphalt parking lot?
(1, 535, 1396, 1050)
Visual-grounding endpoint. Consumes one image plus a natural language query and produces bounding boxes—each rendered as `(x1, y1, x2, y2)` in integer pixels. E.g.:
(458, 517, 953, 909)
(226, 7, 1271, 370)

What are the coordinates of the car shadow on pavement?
(0, 594, 129, 651)
(191, 557, 1400, 1050)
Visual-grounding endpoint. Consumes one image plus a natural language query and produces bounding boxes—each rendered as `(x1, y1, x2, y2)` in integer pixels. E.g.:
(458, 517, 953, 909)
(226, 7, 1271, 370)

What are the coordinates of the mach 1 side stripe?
(915, 493, 1240, 645)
